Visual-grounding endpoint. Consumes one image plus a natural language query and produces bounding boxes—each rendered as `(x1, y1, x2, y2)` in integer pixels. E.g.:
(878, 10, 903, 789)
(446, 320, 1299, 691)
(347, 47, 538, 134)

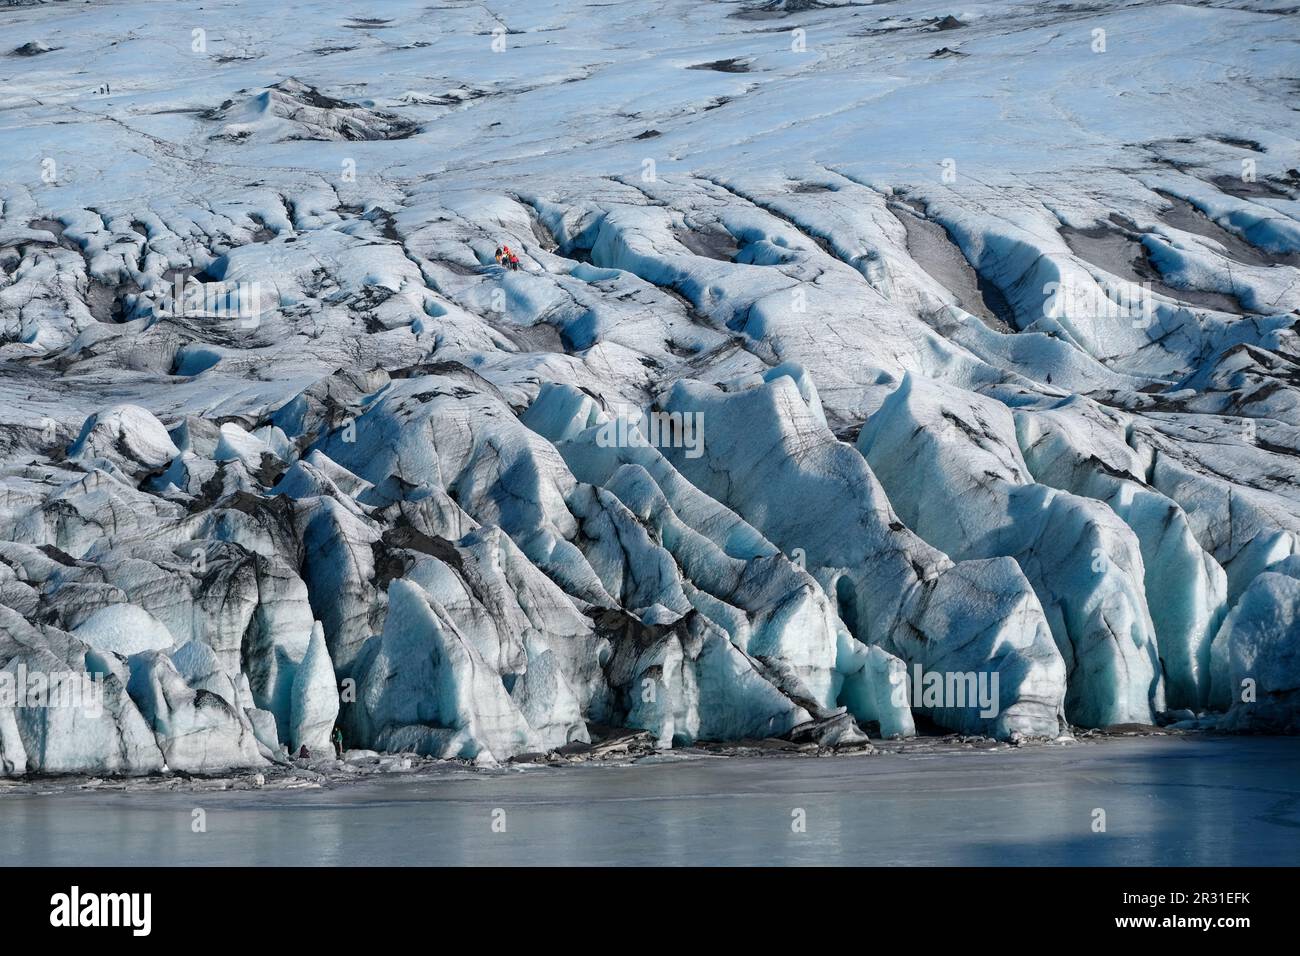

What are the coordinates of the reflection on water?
(1, 736, 1297, 866)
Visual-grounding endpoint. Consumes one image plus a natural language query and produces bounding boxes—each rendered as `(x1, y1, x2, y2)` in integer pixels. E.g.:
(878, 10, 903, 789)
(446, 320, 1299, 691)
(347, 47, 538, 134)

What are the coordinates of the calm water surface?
(2, 736, 1296, 866)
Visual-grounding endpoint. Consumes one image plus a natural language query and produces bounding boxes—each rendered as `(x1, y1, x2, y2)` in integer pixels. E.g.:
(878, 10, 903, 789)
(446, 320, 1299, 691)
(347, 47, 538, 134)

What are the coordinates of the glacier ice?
(1013, 397, 1228, 710)
(351, 578, 544, 762)
(289, 623, 340, 755)
(2, 0, 1300, 776)
(858, 373, 1162, 727)
(126, 650, 265, 772)
(1210, 567, 1300, 732)
(658, 372, 1067, 737)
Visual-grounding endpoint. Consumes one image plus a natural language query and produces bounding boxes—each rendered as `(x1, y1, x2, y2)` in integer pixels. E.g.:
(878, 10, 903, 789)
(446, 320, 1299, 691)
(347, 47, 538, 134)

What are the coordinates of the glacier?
(1, 0, 1299, 776)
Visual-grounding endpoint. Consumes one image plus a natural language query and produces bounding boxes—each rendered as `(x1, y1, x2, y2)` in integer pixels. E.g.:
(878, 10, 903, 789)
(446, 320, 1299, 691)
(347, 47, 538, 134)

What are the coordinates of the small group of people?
(494, 244, 521, 270)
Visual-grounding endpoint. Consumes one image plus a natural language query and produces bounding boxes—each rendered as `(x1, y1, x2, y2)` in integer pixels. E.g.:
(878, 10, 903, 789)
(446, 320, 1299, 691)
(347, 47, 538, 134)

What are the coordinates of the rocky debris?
(787, 711, 874, 749)
(0, 728, 1108, 797)
(12, 40, 58, 56)
(205, 78, 421, 142)
(688, 58, 751, 73)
